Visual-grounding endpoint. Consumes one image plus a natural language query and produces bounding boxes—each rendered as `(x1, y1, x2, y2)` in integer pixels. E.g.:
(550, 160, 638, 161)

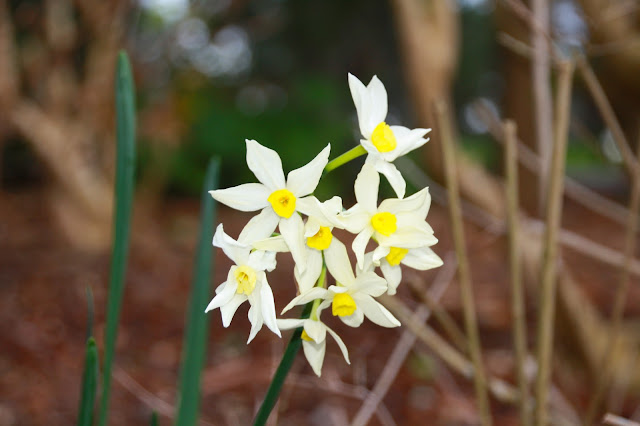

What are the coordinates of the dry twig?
(534, 59, 574, 426)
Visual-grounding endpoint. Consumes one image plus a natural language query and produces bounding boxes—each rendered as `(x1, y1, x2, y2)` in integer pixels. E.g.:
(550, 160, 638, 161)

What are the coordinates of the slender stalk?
(504, 119, 530, 426)
(534, 60, 573, 426)
(435, 100, 493, 426)
(98, 51, 136, 426)
(324, 145, 366, 174)
(407, 279, 468, 353)
(584, 133, 640, 425)
(253, 301, 314, 426)
(174, 158, 220, 426)
(531, 0, 553, 215)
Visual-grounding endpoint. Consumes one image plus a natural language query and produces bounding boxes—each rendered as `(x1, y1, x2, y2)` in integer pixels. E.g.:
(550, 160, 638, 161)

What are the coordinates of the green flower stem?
(310, 265, 327, 321)
(324, 145, 366, 174)
(253, 301, 313, 426)
(254, 264, 327, 425)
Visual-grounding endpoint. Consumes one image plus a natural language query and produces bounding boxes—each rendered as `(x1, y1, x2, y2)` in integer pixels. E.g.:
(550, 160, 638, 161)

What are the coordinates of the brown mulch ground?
(1, 187, 638, 425)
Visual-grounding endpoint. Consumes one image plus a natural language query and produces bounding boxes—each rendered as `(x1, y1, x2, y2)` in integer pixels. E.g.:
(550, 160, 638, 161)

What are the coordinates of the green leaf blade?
(174, 157, 220, 426)
(77, 337, 99, 426)
(98, 50, 137, 426)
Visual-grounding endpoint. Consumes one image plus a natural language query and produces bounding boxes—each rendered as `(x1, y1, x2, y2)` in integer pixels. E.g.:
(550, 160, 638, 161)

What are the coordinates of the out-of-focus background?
(2, 0, 640, 424)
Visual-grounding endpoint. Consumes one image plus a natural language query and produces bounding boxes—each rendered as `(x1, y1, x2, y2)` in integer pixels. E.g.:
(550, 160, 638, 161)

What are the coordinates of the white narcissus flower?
(340, 163, 438, 270)
(349, 73, 431, 198)
(282, 239, 400, 328)
(361, 247, 444, 295)
(209, 140, 331, 273)
(276, 318, 350, 376)
(205, 224, 281, 343)
(253, 196, 346, 293)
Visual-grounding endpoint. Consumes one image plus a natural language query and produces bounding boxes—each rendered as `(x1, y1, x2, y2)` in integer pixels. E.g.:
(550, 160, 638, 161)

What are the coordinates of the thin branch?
(406, 277, 468, 353)
(603, 414, 640, 426)
(585, 132, 640, 425)
(504, 119, 531, 426)
(436, 100, 493, 426)
(351, 257, 457, 426)
(534, 60, 574, 426)
(531, 0, 553, 214)
(474, 99, 631, 228)
(399, 154, 640, 278)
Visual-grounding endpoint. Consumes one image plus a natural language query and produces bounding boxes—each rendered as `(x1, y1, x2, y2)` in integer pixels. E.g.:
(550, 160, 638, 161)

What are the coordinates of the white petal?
(350, 271, 388, 297)
(340, 308, 365, 328)
(315, 299, 332, 318)
(372, 245, 390, 265)
(348, 73, 373, 138)
(303, 319, 327, 343)
(354, 294, 401, 328)
(286, 144, 330, 197)
(339, 204, 371, 234)
(259, 278, 281, 337)
(379, 187, 430, 217)
(280, 213, 307, 273)
(374, 160, 406, 199)
(303, 217, 322, 238)
(378, 226, 437, 248)
(380, 262, 402, 295)
(294, 249, 323, 293)
(246, 139, 285, 190)
(248, 251, 277, 272)
(326, 327, 351, 364)
(209, 183, 270, 212)
(205, 278, 238, 313)
(302, 339, 326, 377)
(354, 163, 379, 213)
(252, 235, 290, 253)
(390, 126, 430, 159)
(352, 227, 374, 270)
(219, 294, 246, 327)
(276, 318, 306, 330)
(402, 246, 444, 270)
(357, 251, 376, 274)
(281, 287, 329, 314)
(349, 74, 388, 138)
(212, 224, 250, 265)
(361, 139, 382, 157)
(324, 238, 356, 285)
(238, 208, 280, 244)
(247, 300, 264, 343)
(297, 196, 344, 229)
(366, 76, 388, 130)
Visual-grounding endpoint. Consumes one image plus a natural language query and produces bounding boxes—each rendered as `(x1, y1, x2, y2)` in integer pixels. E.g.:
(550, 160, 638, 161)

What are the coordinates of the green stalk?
(98, 51, 137, 426)
(324, 145, 366, 174)
(174, 158, 220, 426)
(252, 301, 313, 426)
(77, 337, 99, 426)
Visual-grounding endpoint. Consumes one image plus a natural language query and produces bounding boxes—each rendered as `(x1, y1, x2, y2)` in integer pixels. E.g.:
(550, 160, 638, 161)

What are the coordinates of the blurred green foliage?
(169, 75, 354, 199)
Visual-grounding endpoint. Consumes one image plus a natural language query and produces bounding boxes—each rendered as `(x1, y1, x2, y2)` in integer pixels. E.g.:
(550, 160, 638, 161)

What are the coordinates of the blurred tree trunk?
(390, 0, 506, 219)
(0, 0, 130, 250)
(494, 0, 542, 212)
(578, 0, 640, 150)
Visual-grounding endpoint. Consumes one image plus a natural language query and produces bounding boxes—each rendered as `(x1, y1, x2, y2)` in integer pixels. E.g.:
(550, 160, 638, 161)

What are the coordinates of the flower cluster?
(206, 74, 443, 376)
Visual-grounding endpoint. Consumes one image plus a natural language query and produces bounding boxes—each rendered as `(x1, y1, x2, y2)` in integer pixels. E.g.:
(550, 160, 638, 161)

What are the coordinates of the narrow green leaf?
(150, 411, 159, 426)
(78, 337, 99, 426)
(174, 158, 220, 426)
(98, 50, 137, 426)
(85, 286, 94, 340)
